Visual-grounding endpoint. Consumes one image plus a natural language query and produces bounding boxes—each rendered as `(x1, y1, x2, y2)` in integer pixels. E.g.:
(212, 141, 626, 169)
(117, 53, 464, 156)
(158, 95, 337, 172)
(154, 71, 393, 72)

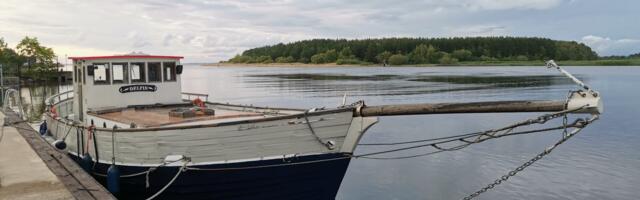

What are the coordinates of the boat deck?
(90, 106, 267, 128)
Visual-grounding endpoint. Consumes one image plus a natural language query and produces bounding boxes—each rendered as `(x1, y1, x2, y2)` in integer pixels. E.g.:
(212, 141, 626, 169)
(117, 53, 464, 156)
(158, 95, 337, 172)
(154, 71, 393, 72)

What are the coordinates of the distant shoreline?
(205, 63, 370, 67)
(207, 59, 640, 67)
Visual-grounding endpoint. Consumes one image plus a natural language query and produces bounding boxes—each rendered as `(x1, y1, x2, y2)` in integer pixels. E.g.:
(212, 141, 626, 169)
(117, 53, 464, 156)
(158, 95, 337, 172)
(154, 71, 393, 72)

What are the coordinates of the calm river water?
(181, 65, 639, 200)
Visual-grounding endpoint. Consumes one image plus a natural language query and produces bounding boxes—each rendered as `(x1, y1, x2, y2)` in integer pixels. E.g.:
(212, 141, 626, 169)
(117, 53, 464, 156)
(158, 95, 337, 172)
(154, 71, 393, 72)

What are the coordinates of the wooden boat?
(40, 55, 602, 199)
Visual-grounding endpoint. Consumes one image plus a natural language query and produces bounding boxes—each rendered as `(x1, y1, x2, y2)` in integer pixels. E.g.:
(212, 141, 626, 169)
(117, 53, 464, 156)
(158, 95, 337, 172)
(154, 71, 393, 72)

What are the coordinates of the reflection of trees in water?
(408, 75, 581, 88)
(243, 73, 582, 97)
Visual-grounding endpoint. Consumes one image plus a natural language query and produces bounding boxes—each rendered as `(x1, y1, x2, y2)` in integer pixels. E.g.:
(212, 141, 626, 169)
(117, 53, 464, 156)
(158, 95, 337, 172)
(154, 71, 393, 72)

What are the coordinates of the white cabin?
(69, 55, 184, 126)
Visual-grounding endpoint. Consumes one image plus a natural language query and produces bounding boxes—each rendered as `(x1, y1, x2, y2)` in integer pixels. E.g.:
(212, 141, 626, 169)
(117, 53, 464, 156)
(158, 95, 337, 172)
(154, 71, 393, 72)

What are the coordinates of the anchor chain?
(462, 115, 597, 200)
(462, 147, 549, 200)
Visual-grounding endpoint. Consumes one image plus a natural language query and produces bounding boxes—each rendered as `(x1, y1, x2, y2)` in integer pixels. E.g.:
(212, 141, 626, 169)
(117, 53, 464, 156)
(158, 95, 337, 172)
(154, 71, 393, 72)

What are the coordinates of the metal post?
(1, 64, 4, 104)
(546, 60, 592, 92)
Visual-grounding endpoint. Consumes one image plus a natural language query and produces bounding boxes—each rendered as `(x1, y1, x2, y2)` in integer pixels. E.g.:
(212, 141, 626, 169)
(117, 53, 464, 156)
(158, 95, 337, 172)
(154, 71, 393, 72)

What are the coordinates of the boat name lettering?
(119, 85, 157, 93)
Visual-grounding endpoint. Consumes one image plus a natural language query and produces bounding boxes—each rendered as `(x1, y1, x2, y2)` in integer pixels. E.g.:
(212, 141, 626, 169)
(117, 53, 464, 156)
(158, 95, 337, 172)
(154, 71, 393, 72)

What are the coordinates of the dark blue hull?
(71, 153, 352, 200)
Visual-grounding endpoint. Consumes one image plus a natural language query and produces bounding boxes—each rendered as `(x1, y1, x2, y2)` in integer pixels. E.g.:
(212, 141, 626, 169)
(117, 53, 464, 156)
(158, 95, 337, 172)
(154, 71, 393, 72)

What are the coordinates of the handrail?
(45, 90, 74, 107)
(2, 89, 25, 118)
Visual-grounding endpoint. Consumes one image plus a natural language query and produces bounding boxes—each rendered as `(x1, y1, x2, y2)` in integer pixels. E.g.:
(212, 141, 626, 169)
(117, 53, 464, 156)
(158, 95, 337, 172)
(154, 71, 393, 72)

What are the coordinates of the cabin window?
(77, 68, 82, 83)
(148, 62, 162, 82)
(74, 66, 79, 83)
(112, 63, 129, 84)
(93, 63, 110, 84)
(130, 62, 146, 83)
(77, 67, 82, 83)
(163, 62, 176, 82)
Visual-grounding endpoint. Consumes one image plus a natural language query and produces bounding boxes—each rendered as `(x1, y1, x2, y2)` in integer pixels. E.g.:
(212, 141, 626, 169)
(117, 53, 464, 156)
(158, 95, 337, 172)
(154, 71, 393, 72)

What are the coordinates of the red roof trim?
(69, 55, 184, 60)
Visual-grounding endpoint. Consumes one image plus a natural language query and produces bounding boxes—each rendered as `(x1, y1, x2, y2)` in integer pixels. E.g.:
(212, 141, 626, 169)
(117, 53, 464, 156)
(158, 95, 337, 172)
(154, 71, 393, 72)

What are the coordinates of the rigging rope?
(354, 125, 576, 160)
(184, 109, 594, 171)
(302, 110, 333, 149)
(352, 107, 586, 159)
(358, 107, 583, 146)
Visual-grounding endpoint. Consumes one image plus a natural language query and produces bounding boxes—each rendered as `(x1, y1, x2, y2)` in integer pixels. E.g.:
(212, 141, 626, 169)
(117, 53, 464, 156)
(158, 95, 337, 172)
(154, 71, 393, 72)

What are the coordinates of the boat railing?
(45, 90, 74, 107)
(182, 92, 209, 102)
(45, 90, 74, 119)
(2, 88, 25, 119)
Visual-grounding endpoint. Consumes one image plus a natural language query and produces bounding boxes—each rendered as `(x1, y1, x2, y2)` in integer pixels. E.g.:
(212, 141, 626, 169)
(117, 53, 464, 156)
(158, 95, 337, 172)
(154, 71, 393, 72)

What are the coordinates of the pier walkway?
(0, 111, 114, 200)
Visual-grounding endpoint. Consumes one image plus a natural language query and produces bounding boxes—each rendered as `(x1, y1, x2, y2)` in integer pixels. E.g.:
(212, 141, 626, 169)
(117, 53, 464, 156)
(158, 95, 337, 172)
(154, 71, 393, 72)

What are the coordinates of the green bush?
(311, 53, 328, 64)
(388, 54, 408, 65)
(439, 54, 458, 64)
(480, 55, 498, 62)
(325, 49, 338, 62)
(336, 58, 363, 65)
(254, 55, 272, 63)
(376, 51, 392, 64)
(275, 56, 295, 63)
(297, 57, 309, 63)
(451, 49, 473, 61)
(595, 60, 632, 65)
(229, 55, 253, 63)
(515, 55, 529, 61)
(262, 58, 273, 64)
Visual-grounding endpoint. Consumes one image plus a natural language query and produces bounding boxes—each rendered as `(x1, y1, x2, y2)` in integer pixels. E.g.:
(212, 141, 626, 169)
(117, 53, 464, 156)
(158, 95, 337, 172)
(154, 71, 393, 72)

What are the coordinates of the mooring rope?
(184, 156, 352, 171)
(145, 160, 189, 200)
(91, 159, 185, 178)
(111, 126, 117, 165)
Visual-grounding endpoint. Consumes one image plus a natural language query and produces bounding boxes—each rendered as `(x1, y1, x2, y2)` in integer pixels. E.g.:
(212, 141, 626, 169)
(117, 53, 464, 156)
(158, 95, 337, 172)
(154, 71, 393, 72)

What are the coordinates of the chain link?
(562, 114, 569, 137)
(462, 151, 547, 200)
(462, 113, 581, 200)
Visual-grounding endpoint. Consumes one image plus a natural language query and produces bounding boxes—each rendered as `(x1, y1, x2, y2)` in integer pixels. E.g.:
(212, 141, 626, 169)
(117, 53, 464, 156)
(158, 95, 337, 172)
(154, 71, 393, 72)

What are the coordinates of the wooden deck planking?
(91, 106, 265, 127)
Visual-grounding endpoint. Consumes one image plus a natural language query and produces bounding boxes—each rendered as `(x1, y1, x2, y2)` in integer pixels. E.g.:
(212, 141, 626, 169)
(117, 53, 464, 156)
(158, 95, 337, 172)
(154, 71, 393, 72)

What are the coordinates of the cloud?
(461, 0, 563, 10)
(581, 35, 640, 56)
(162, 34, 175, 47)
(127, 31, 151, 48)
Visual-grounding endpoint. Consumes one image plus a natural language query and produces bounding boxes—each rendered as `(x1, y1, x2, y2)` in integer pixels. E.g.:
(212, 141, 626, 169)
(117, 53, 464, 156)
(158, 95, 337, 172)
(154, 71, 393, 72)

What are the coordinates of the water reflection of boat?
(40, 55, 602, 199)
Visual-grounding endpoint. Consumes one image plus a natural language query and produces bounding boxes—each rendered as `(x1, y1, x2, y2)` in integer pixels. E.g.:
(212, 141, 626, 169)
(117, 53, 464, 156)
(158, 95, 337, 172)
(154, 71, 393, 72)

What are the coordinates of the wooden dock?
(0, 110, 115, 200)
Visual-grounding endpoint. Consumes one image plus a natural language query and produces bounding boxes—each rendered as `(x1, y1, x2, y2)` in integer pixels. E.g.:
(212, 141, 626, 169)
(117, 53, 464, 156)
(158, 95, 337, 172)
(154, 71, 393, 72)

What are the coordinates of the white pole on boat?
(545, 60, 592, 93)
(341, 92, 347, 106)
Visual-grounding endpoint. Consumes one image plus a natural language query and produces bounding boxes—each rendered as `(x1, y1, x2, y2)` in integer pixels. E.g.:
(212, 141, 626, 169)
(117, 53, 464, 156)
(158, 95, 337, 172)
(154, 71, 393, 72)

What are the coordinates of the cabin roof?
(69, 55, 184, 61)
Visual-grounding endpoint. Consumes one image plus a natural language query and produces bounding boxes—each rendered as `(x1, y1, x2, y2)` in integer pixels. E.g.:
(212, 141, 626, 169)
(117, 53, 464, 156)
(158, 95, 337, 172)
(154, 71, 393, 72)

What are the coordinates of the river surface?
(181, 65, 639, 200)
(16, 65, 639, 199)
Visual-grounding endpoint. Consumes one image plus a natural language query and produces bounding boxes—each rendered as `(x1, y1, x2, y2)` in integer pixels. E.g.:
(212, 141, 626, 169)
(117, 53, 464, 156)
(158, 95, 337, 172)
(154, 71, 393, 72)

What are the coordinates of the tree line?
(0, 36, 58, 80)
(226, 37, 598, 65)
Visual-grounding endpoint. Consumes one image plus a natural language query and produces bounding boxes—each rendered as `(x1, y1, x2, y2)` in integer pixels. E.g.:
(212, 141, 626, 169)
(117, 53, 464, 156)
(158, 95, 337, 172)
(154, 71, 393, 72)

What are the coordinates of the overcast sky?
(1, 0, 638, 63)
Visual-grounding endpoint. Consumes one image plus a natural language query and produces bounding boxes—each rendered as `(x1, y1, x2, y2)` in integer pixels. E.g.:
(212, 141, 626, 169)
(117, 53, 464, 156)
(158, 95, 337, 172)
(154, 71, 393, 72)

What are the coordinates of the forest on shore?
(225, 37, 603, 65)
(0, 36, 59, 80)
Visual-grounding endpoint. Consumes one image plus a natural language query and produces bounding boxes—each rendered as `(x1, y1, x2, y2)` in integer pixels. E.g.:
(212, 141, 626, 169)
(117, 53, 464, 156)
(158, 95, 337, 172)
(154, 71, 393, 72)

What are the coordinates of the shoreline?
(205, 63, 370, 67)
(206, 61, 640, 67)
